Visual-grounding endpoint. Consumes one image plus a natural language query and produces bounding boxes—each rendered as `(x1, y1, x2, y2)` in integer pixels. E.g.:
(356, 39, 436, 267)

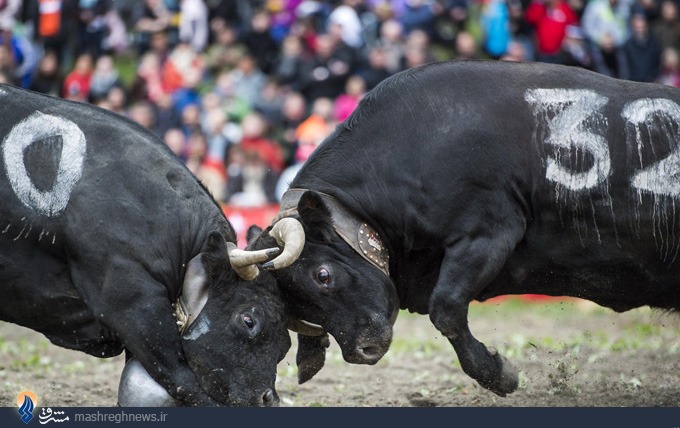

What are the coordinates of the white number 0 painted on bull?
(525, 88, 611, 191)
(2, 112, 86, 217)
(622, 98, 680, 197)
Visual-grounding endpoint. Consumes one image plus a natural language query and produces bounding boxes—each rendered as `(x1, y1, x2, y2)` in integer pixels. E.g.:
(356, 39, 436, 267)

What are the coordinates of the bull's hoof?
(482, 347, 519, 397)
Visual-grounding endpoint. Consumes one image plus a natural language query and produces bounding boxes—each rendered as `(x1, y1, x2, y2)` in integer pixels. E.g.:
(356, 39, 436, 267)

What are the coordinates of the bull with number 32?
(248, 61, 680, 395)
(0, 84, 309, 406)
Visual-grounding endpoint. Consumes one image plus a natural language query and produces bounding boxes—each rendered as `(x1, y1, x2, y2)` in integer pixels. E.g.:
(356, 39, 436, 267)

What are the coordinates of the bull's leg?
(428, 234, 521, 396)
(71, 264, 219, 406)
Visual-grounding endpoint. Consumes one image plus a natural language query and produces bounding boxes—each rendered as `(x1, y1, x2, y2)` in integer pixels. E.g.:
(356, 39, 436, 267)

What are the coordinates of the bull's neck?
(277, 187, 396, 279)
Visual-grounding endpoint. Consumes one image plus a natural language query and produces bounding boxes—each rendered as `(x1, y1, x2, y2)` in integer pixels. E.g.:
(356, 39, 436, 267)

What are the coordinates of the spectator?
(275, 34, 309, 91)
(442, 0, 470, 33)
(130, 51, 166, 104)
(0, 44, 16, 85)
(203, 107, 231, 164)
(213, 69, 252, 123)
(454, 31, 481, 59)
(229, 54, 267, 107)
(205, 24, 247, 74)
(275, 90, 308, 163)
(148, 29, 171, 63)
(581, 0, 630, 50)
(62, 52, 93, 102)
(178, 0, 209, 52)
(556, 24, 593, 69)
(334, 74, 366, 122)
(224, 147, 279, 207)
(0, 23, 39, 88)
(657, 47, 680, 87)
(162, 42, 203, 96)
(622, 13, 661, 82)
(179, 102, 202, 137)
(29, 0, 78, 66)
(0, 0, 21, 34)
(240, 112, 285, 174)
(376, 19, 405, 74)
(296, 97, 334, 156)
(653, 0, 680, 52)
(30, 49, 62, 96)
(300, 32, 356, 102)
(480, 0, 512, 58)
(76, 0, 109, 58)
(255, 79, 286, 125)
(590, 31, 629, 78)
(128, 101, 157, 130)
(359, 46, 392, 90)
(525, 0, 579, 63)
(102, 7, 129, 54)
(328, 0, 365, 49)
(241, 8, 279, 74)
(400, 0, 441, 36)
(105, 85, 129, 116)
(89, 54, 121, 102)
(164, 127, 186, 159)
(133, 0, 173, 54)
(184, 130, 207, 173)
(275, 95, 334, 200)
(154, 92, 182, 137)
(501, 39, 529, 61)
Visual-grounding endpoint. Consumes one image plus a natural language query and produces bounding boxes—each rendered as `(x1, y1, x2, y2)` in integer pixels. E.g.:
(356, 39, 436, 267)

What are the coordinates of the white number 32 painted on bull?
(2, 112, 86, 217)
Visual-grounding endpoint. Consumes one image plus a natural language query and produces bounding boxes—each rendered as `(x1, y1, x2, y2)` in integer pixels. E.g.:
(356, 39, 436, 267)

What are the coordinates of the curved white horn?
(227, 242, 279, 280)
(262, 218, 305, 270)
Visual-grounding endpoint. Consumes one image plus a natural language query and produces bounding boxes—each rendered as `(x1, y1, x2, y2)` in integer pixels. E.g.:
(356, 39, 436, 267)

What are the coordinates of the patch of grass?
(389, 337, 443, 356)
(547, 360, 580, 396)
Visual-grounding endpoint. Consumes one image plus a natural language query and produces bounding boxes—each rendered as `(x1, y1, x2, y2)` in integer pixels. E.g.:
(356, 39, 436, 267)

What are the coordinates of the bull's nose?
(356, 344, 384, 363)
(261, 389, 279, 407)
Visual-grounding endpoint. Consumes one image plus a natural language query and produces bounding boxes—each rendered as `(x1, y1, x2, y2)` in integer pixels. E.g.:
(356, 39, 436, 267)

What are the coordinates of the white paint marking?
(2, 112, 86, 217)
(183, 318, 211, 341)
(525, 88, 611, 190)
(623, 98, 680, 197)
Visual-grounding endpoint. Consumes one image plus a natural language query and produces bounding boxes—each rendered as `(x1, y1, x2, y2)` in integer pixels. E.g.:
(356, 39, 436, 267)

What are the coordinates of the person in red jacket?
(525, 0, 579, 62)
(61, 53, 93, 102)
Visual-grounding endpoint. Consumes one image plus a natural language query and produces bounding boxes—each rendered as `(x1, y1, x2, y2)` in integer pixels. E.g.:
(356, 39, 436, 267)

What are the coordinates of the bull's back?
(302, 61, 680, 310)
(0, 85, 214, 352)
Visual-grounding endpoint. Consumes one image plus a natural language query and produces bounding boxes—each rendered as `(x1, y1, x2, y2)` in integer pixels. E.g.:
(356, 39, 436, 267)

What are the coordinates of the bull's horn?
(287, 317, 326, 337)
(227, 242, 280, 280)
(261, 218, 305, 270)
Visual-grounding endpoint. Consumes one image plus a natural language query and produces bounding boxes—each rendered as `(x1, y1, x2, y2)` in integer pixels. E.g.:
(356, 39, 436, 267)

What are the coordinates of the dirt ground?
(1, 298, 678, 407)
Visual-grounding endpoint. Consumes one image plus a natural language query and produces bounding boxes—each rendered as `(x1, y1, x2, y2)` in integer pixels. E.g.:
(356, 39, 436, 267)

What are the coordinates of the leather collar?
(274, 189, 390, 277)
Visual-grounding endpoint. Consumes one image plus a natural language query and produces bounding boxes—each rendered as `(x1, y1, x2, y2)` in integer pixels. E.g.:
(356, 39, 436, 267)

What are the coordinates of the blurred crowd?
(1, 0, 679, 206)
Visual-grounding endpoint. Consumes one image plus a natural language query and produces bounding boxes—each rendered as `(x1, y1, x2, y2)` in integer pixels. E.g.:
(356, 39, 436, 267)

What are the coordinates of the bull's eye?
(241, 314, 255, 329)
(317, 268, 331, 285)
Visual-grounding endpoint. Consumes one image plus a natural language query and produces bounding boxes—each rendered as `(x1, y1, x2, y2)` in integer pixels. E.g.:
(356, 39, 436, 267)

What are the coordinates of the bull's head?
(118, 232, 290, 406)
(173, 232, 291, 406)
(246, 191, 399, 381)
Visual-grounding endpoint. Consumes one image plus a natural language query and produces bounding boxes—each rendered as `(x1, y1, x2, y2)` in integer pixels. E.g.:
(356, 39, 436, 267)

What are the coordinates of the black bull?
(0, 84, 295, 406)
(250, 60, 680, 395)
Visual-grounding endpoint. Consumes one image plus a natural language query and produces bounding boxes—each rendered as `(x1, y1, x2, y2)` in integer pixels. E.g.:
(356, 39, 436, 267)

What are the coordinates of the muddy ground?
(1, 298, 678, 407)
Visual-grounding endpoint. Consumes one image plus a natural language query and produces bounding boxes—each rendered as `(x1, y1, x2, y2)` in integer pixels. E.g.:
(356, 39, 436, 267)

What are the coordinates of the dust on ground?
(1, 298, 678, 407)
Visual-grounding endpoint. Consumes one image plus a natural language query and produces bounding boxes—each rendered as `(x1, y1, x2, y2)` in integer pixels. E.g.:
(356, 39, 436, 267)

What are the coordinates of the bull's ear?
(296, 333, 330, 384)
(179, 254, 210, 331)
(298, 191, 334, 242)
(178, 231, 227, 330)
(200, 231, 229, 279)
(246, 225, 263, 245)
